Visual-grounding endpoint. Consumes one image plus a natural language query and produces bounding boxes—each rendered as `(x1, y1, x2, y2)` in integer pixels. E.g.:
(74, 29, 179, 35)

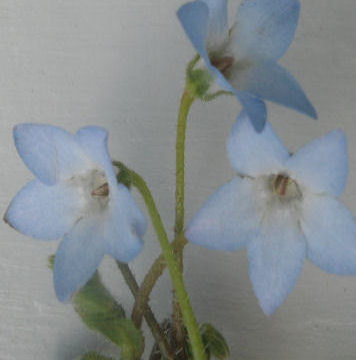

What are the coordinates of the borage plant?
(4, 0, 356, 359)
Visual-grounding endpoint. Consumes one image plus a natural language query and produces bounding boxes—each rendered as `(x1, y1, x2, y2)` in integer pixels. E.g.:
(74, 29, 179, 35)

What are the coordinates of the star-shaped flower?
(178, 0, 317, 131)
(186, 112, 356, 315)
(5, 124, 146, 302)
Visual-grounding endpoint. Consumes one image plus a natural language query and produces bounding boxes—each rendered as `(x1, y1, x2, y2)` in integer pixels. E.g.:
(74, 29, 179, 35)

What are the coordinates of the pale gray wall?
(0, 0, 356, 359)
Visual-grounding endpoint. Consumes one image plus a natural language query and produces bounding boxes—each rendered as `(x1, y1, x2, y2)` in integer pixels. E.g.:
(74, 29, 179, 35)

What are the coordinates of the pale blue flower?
(5, 124, 146, 302)
(178, 0, 317, 131)
(186, 112, 356, 315)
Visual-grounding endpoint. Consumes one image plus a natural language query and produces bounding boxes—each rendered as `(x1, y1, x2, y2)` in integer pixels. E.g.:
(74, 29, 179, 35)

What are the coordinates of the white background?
(1, 0, 356, 359)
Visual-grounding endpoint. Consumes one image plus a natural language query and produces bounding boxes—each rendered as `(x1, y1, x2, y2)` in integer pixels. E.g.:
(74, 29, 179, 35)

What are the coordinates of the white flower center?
(69, 169, 110, 217)
(253, 173, 303, 222)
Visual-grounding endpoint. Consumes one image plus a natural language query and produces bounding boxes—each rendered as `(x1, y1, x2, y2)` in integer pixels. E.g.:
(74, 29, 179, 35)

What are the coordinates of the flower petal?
(286, 130, 347, 196)
(53, 218, 105, 302)
(4, 180, 82, 240)
(301, 194, 356, 275)
(199, 0, 229, 50)
(227, 111, 289, 177)
(203, 67, 268, 132)
(248, 208, 306, 315)
(177, 1, 268, 130)
(177, 1, 211, 61)
(186, 177, 260, 251)
(177, 0, 231, 92)
(235, 92, 267, 132)
(104, 184, 146, 263)
(230, 0, 300, 61)
(177, 0, 228, 54)
(14, 124, 91, 185)
(53, 185, 145, 302)
(75, 126, 117, 185)
(230, 61, 317, 119)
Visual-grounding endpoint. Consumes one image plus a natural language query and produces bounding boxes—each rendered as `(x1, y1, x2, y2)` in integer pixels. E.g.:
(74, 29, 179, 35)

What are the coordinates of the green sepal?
(186, 67, 212, 99)
(73, 272, 144, 360)
(200, 323, 230, 360)
(185, 54, 233, 101)
(74, 351, 115, 360)
(200, 90, 233, 102)
(113, 161, 133, 189)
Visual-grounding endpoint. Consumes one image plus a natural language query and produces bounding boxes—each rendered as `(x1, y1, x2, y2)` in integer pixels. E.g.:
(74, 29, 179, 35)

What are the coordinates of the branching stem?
(115, 162, 205, 360)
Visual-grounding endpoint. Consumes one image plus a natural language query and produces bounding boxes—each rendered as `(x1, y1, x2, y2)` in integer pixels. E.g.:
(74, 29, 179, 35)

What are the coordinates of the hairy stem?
(127, 167, 205, 360)
(131, 234, 187, 327)
(116, 261, 175, 360)
(175, 88, 195, 237)
(173, 88, 195, 355)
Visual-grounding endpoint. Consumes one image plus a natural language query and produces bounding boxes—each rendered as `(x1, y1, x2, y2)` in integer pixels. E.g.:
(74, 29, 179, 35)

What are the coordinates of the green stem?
(131, 234, 187, 329)
(173, 87, 195, 354)
(175, 88, 195, 237)
(125, 86, 196, 355)
(128, 166, 206, 360)
(116, 262, 175, 360)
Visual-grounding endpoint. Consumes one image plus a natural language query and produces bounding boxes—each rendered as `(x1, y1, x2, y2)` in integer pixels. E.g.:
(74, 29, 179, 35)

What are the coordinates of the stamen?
(273, 174, 289, 197)
(270, 173, 301, 201)
(91, 182, 109, 197)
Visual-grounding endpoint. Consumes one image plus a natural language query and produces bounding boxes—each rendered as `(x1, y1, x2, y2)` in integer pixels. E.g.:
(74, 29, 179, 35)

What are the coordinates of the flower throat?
(270, 173, 301, 201)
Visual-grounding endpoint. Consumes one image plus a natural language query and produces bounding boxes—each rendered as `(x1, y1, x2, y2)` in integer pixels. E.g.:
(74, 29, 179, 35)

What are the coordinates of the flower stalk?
(115, 162, 206, 360)
(173, 87, 195, 356)
(131, 234, 187, 328)
(175, 87, 195, 237)
(116, 261, 175, 360)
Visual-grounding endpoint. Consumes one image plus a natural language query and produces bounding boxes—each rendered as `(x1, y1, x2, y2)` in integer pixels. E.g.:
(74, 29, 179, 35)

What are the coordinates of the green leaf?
(75, 351, 115, 360)
(200, 323, 230, 360)
(73, 271, 144, 360)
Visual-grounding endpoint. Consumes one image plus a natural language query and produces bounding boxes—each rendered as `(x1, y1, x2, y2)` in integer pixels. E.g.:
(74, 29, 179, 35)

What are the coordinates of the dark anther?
(273, 174, 289, 197)
(91, 183, 109, 197)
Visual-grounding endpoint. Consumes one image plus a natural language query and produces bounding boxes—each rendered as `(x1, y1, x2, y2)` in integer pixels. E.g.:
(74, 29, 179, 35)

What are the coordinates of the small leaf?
(74, 351, 115, 360)
(200, 323, 230, 360)
(73, 271, 144, 360)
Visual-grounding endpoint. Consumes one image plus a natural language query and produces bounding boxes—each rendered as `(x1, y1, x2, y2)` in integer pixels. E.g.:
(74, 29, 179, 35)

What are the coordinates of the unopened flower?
(186, 112, 356, 315)
(5, 124, 146, 302)
(178, 0, 317, 131)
